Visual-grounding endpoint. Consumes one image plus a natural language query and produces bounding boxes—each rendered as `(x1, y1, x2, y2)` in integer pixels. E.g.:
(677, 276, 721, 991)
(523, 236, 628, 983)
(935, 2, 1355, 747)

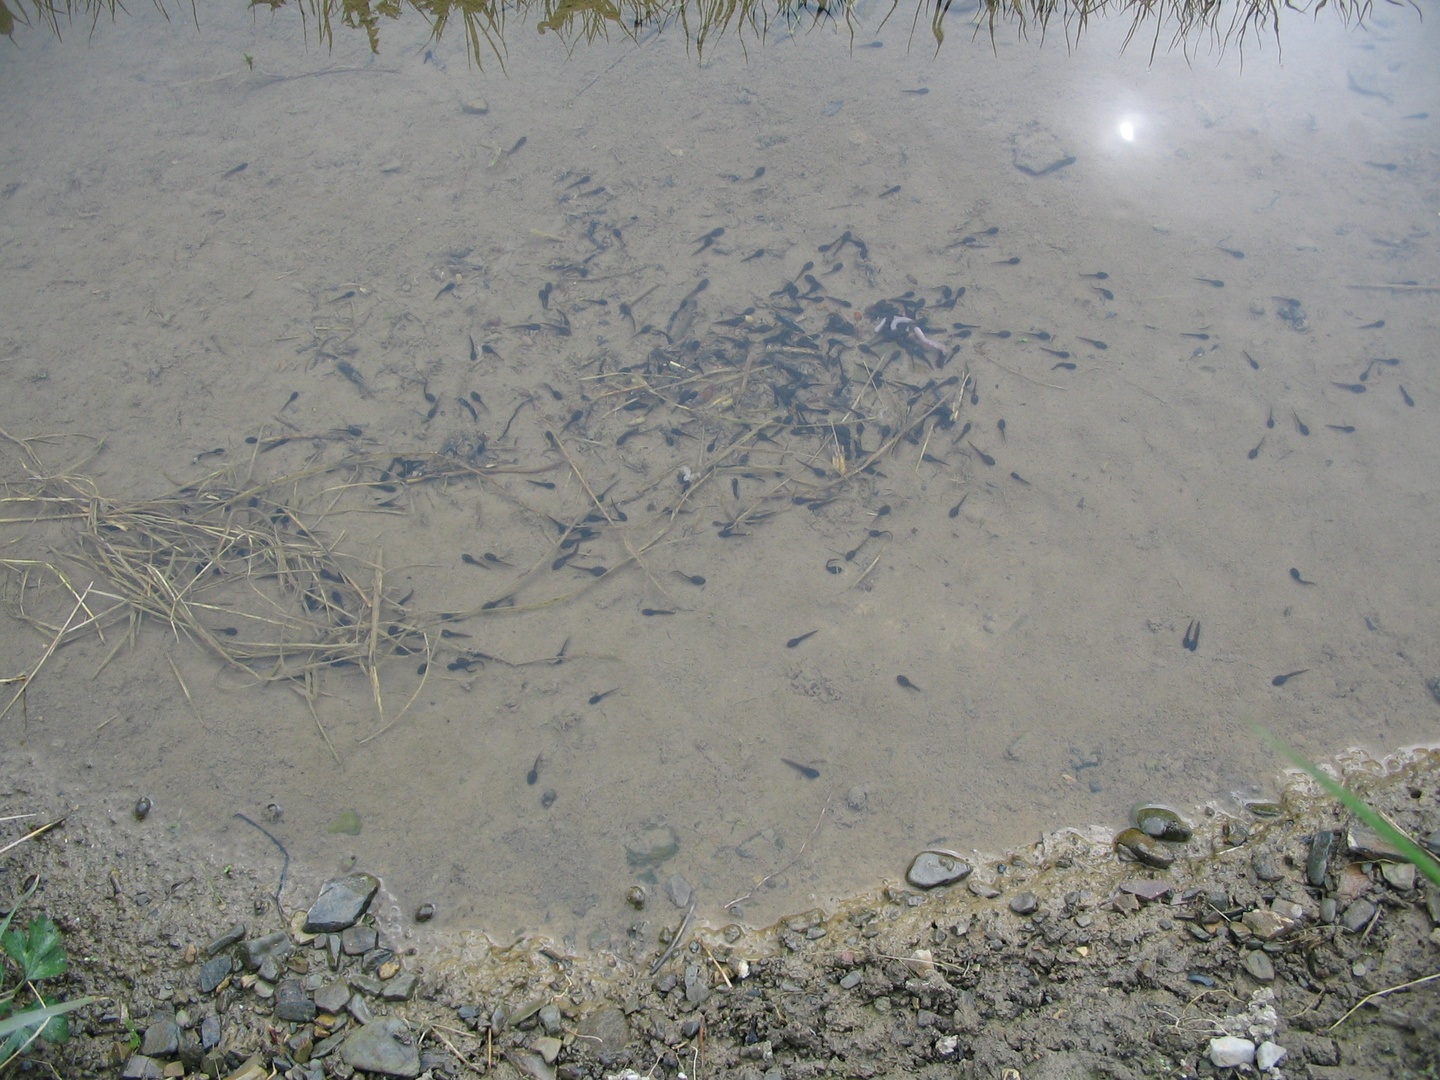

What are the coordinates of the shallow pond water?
(0, 0, 1436, 953)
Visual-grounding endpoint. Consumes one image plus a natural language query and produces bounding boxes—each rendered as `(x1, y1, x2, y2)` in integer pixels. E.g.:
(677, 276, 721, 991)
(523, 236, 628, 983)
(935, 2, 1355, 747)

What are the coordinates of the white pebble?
(1256, 1041, 1288, 1070)
(1208, 1036, 1256, 1068)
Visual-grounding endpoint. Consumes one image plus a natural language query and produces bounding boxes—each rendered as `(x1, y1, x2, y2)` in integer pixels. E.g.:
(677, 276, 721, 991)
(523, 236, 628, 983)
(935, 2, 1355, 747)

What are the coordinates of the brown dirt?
(2, 744, 1437, 1080)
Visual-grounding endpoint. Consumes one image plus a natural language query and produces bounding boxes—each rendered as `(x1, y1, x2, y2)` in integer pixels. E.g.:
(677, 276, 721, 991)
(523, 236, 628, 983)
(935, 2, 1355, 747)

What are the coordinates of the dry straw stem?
(0, 438, 469, 736)
(1329, 971, 1440, 1031)
(0, 814, 67, 857)
(0, 582, 92, 725)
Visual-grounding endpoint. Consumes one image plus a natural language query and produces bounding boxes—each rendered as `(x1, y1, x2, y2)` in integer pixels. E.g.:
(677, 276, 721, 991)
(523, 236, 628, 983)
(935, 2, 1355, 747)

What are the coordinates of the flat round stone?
(906, 850, 972, 889)
(624, 824, 679, 867)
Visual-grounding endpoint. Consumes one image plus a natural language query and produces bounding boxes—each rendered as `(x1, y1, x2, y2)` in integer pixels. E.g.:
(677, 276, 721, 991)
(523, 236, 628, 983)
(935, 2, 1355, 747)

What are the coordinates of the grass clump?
(0, 872, 93, 1071)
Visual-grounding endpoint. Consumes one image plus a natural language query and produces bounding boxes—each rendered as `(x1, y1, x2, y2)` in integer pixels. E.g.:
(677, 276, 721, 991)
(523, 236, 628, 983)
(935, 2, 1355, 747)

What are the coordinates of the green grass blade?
(1254, 724, 1440, 890)
(0, 996, 94, 1042)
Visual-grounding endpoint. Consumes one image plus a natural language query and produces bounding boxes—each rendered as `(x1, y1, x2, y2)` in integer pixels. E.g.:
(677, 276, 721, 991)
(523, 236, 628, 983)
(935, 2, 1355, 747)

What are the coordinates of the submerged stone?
(625, 824, 679, 867)
(327, 810, 363, 835)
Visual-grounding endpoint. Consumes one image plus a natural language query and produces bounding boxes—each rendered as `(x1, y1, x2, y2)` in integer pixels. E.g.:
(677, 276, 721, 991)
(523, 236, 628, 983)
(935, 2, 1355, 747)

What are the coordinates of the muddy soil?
(2, 744, 1436, 1080)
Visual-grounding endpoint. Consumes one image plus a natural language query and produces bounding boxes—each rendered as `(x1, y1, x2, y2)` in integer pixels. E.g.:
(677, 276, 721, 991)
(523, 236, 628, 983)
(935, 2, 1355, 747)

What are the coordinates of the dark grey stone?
(1306, 831, 1335, 887)
(341, 1016, 421, 1078)
(241, 931, 294, 971)
(305, 873, 380, 934)
(1347, 822, 1406, 861)
(1252, 854, 1284, 882)
(177, 1029, 202, 1069)
(1242, 950, 1275, 982)
(906, 851, 972, 890)
(198, 955, 231, 993)
(1340, 899, 1377, 933)
(684, 964, 710, 1007)
(314, 979, 351, 1015)
(349, 973, 384, 996)
(120, 1055, 164, 1080)
(341, 926, 378, 955)
(665, 874, 693, 909)
(1381, 861, 1416, 891)
(257, 955, 281, 984)
(140, 1019, 180, 1057)
(313, 1030, 347, 1059)
(1009, 892, 1038, 915)
(205, 924, 246, 956)
(199, 1015, 221, 1050)
(505, 1049, 556, 1080)
(348, 994, 375, 1026)
(538, 1003, 563, 1036)
(839, 971, 863, 990)
(274, 978, 318, 1023)
(381, 971, 419, 1001)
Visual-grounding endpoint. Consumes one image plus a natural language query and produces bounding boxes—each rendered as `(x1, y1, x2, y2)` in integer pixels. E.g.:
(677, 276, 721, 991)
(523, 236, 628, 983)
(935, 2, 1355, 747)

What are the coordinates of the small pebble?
(415, 903, 436, 923)
(1381, 861, 1416, 891)
(1252, 854, 1284, 882)
(1256, 1042, 1287, 1070)
(1340, 899, 1377, 933)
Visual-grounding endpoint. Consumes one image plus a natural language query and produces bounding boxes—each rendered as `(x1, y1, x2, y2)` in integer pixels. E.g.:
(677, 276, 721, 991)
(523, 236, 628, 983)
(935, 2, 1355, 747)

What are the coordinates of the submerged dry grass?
(0, 295, 970, 753)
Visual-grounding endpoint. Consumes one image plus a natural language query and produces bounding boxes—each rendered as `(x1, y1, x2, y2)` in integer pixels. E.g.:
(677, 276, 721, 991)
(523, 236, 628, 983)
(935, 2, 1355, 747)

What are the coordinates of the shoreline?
(3, 743, 1437, 1078)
